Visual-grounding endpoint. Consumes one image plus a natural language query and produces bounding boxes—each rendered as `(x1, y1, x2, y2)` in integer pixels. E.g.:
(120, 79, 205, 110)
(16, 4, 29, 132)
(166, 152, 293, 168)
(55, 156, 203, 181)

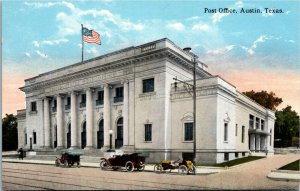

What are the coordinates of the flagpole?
(81, 24, 84, 63)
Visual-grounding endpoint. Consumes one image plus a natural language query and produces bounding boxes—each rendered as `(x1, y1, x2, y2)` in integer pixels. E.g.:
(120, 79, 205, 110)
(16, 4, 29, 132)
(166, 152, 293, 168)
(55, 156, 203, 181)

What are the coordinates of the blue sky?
(2, 0, 300, 115)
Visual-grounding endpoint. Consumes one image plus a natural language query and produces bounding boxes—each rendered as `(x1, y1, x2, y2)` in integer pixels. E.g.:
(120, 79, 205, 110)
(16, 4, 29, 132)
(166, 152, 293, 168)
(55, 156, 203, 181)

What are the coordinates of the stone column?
(56, 95, 64, 148)
(103, 84, 111, 149)
(43, 97, 51, 148)
(123, 80, 129, 147)
(71, 91, 78, 148)
(85, 88, 94, 149)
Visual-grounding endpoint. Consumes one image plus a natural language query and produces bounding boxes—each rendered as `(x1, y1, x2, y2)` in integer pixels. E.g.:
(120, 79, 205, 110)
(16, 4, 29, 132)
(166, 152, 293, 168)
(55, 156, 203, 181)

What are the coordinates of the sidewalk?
(2, 157, 222, 175)
(267, 169, 300, 182)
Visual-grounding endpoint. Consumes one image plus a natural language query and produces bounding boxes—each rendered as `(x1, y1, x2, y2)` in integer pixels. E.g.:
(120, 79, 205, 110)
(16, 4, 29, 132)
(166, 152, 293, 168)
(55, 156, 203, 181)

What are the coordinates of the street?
(2, 154, 299, 190)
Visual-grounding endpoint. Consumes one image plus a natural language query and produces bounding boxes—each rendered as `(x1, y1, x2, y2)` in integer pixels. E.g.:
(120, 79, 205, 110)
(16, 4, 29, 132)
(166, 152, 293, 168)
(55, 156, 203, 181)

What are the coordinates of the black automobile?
(100, 153, 145, 172)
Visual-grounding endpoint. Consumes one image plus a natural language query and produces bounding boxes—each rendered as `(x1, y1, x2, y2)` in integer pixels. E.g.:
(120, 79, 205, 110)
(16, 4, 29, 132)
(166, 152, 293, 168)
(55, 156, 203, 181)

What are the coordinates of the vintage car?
(55, 151, 82, 168)
(154, 158, 196, 175)
(100, 153, 145, 172)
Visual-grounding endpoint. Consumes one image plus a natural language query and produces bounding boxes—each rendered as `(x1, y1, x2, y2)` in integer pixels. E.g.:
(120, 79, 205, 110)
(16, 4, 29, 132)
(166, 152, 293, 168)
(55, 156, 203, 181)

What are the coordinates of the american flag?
(82, 27, 101, 45)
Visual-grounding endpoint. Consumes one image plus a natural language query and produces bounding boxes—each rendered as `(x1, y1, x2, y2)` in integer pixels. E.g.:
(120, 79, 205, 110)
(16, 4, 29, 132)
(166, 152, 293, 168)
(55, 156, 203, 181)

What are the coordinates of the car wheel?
(100, 160, 108, 170)
(77, 162, 80, 168)
(154, 164, 162, 173)
(178, 165, 188, 175)
(55, 159, 60, 167)
(64, 161, 68, 167)
(125, 161, 134, 172)
(137, 162, 145, 171)
(189, 166, 196, 175)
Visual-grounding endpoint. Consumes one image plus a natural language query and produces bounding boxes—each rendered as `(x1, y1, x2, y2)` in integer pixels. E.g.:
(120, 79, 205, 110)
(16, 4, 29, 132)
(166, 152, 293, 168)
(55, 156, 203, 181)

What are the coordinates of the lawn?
(213, 156, 265, 167)
(278, 159, 300, 171)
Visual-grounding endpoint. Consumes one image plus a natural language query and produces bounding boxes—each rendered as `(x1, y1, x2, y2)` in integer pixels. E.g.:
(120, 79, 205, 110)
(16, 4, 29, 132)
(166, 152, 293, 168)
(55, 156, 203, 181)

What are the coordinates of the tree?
(2, 114, 18, 151)
(243, 90, 283, 111)
(274, 106, 300, 147)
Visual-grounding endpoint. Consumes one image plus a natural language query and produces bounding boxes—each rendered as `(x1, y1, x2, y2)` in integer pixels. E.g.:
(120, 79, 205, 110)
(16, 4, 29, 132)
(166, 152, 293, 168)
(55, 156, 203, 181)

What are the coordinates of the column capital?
(121, 79, 129, 84)
(56, 93, 66, 98)
(84, 87, 95, 92)
(104, 84, 113, 89)
(69, 91, 80, 96)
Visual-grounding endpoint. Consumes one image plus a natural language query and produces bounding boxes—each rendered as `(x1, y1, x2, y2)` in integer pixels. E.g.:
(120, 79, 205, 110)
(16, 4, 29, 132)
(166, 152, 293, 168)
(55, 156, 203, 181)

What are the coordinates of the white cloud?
(288, 40, 295, 43)
(192, 23, 210, 31)
(212, 12, 230, 23)
(86, 47, 100, 57)
(285, 11, 291, 14)
(206, 45, 235, 55)
(104, 31, 111, 38)
(235, 1, 243, 8)
(42, 38, 69, 45)
(36, 50, 48, 58)
(24, 2, 58, 8)
(33, 41, 40, 48)
(25, 52, 31, 58)
(167, 22, 185, 31)
(240, 35, 271, 55)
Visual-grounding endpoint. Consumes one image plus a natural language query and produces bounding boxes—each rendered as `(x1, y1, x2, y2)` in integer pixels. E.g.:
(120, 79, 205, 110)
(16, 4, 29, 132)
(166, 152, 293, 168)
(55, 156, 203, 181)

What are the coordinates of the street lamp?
(108, 130, 113, 152)
(173, 47, 197, 164)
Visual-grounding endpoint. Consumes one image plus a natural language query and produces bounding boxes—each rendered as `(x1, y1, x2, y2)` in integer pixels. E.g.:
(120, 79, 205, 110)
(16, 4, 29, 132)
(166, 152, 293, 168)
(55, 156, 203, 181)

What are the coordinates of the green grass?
(213, 156, 265, 167)
(278, 160, 300, 171)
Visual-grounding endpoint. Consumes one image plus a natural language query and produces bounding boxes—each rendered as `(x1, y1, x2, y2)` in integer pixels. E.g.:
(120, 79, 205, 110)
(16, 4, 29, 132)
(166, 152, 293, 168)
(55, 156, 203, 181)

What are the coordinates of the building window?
(242, 126, 245, 143)
(96, 91, 104, 105)
(31, 102, 37, 112)
(144, 124, 152, 142)
(261, 120, 265, 131)
(114, 87, 124, 103)
(52, 100, 57, 112)
(65, 97, 71, 110)
(143, 78, 154, 93)
(255, 117, 260, 129)
(235, 152, 238, 158)
(184, 123, 193, 141)
(25, 133, 27, 144)
(242, 152, 245, 156)
(80, 94, 86, 108)
(224, 153, 229, 161)
(33, 132, 36, 144)
(235, 124, 238, 136)
(249, 115, 254, 129)
(224, 123, 228, 142)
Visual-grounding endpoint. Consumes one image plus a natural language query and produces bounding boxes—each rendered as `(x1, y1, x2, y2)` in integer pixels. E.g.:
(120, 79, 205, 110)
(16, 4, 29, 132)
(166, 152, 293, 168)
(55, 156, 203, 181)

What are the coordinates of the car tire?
(137, 162, 145, 171)
(64, 161, 68, 167)
(125, 161, 134, 172)
(55, 159, 60, 167)
(178, 165, 188, 175)
(154, 164, 162, 173)
(77, 162, 80, 168)
(189, 166, 196, 175)
(100, 160, 108, 170)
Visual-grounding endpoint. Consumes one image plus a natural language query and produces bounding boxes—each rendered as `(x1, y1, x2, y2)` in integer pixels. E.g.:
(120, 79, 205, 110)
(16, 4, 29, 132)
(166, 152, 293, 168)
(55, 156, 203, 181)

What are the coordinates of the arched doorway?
(54, 125, 57, 148)
(115, 117, 123, 149)
(97, 119, 104, 148)
(81, 121, 86, 149)
(67, 124, 71, 148)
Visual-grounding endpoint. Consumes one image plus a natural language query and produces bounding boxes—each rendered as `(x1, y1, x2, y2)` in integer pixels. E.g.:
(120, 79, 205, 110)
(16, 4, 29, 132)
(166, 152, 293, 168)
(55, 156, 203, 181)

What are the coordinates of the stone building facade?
(17, 38, 275, 164)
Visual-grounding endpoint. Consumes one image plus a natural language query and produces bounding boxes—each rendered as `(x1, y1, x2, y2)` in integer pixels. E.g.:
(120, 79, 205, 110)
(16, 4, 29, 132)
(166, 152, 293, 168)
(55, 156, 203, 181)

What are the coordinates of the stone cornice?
(20, 47, 210, 94)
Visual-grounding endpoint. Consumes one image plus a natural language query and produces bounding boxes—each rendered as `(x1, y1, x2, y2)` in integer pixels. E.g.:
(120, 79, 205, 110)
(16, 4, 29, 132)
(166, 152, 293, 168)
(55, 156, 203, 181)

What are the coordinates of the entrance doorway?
(81, 121, 86, 149)
(97, 119, 104, 148)
(67, 124, 71, 148)
(115, 117, 123, 149)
